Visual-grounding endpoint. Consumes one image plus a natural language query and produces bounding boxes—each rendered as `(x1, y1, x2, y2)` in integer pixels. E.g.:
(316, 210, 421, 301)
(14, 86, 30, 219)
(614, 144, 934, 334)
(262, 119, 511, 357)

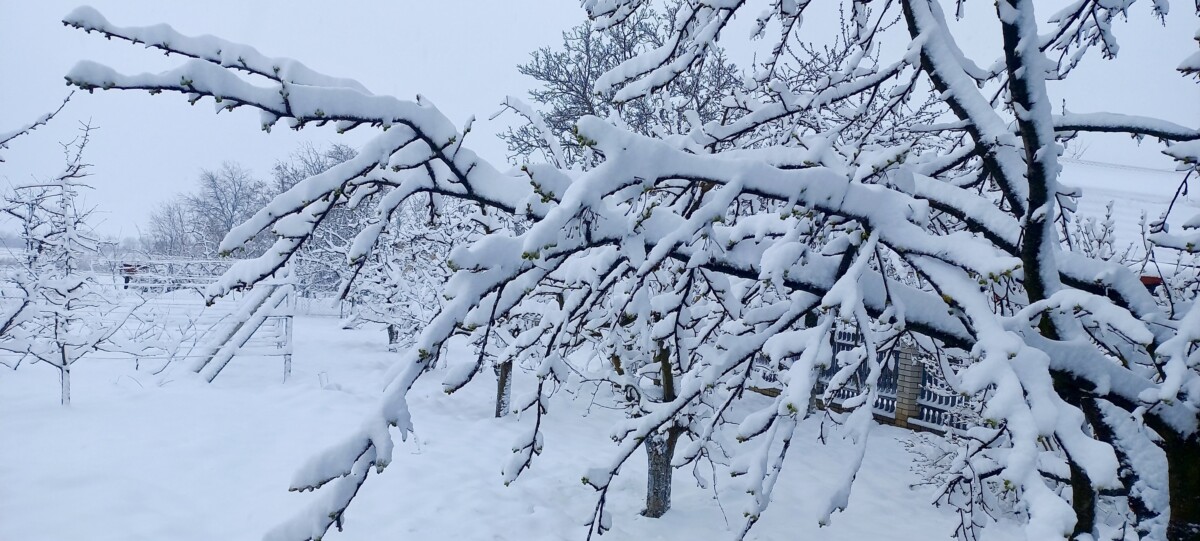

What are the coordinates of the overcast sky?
(1, 1, 1197, 239)
(0, 1, 583, 239)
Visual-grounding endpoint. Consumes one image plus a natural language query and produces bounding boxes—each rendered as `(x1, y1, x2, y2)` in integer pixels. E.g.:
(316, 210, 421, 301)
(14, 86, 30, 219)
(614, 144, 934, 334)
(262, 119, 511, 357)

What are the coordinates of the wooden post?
(894, 344, 922, 428)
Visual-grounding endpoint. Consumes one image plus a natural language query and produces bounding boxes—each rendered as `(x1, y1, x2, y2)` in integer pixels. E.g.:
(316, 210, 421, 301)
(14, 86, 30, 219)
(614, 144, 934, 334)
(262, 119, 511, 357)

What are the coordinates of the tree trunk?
(1052, 374, 1096, 537)
(60, 364, 71, 406)
(1067, 459, 1096, 538)
(386, 324, 400, 351)
(642, 428, 680, 518)
(1163, 431, 1200, 540)
(642, 345, 679, 518)
(494, 361, 512, 418)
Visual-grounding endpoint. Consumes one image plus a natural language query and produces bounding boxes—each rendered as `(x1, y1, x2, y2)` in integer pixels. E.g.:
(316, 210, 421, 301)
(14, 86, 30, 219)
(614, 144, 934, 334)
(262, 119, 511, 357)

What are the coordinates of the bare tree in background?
(145, 162, 270, 258)
(500, 7, 741, 168)
(271, 142, 357, 194)
(271, 143, 364, 297)
(145, 199, 199, 257)
(187, 163, 271, 256)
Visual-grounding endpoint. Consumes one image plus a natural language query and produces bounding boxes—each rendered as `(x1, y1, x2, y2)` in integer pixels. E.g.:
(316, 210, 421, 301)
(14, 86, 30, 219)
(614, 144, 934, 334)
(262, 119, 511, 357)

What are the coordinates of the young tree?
(347, 196, 472, 350)
(0, 95, 77, 349)
(63, 2, 1200, 540)
(269, 142, 479, 352)
(0, 124, 129, 405)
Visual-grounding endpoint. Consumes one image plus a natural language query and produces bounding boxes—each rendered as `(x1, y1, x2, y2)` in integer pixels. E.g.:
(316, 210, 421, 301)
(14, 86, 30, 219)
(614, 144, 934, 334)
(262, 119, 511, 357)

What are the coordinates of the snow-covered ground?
(1, 316, 1019, 541)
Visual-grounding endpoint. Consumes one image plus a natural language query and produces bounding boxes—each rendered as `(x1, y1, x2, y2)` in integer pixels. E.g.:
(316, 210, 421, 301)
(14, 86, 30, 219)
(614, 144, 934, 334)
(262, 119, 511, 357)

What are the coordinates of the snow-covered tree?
(0, 124, 130, 405)
(62, 1, 1200, 540)
(500, 7, 740, 167)
(346, 196, 470, 350)
(266, 141, 481, 349)
(498, 9, 947, 517)
(269, 143, 365, 297)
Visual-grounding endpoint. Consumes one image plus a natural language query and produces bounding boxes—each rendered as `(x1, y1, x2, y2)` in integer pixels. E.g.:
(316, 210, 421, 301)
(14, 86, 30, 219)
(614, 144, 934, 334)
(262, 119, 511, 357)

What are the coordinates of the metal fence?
(0, 257, 295, 381)
(755, 329, 968, 434)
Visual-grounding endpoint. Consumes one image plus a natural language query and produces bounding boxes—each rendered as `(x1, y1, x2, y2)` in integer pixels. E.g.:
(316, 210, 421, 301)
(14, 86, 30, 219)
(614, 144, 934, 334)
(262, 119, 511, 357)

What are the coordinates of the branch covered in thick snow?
(1053, 112, 1200, 141)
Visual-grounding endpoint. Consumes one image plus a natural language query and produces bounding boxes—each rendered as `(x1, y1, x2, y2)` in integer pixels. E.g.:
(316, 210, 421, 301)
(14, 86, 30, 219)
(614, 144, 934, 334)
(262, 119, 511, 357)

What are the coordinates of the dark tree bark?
(1052, 374, 1097, 537)
(386, 324, 400, 351)
(495, 360, 512, 418)
(1162, 431, 1200, 540)
(642, 346, 680, 518)
(1067, 457, 1096, 538)
(59, 363, 71, 406)
(642, 428, 681, 518)
(1085, 398, 1162, 539)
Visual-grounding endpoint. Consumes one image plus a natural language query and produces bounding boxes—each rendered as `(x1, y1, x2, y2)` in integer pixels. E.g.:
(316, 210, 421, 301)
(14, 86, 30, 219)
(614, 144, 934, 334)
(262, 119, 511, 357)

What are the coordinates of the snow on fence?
(293, 295, 356, 319)
(754, 329, 968, 435)
(89, 258, 295, 381)
(106, 258, 232, 293)
(120, 263, 293, 382)
(108, 258, 356, 319)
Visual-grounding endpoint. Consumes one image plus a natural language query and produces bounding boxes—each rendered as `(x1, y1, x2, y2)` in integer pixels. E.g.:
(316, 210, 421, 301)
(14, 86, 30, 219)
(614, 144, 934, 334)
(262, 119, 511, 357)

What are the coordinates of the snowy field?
(1, 316, 1021, 541)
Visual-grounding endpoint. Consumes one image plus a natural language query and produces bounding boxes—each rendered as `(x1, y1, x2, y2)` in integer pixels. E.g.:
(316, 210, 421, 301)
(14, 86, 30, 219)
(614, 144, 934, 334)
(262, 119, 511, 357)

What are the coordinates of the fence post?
(282, 313, 294, 383)
(281, 278, 295, 383)
(894, 344, 922, 428)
